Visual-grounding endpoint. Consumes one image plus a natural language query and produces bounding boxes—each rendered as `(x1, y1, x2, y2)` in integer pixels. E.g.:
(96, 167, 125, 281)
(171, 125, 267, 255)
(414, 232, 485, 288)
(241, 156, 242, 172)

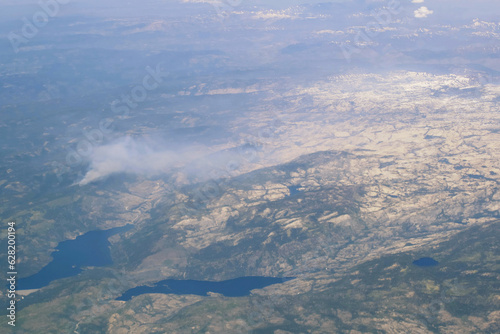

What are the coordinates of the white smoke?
(78, 136, 185, 185)
(77, 135, 262, 186)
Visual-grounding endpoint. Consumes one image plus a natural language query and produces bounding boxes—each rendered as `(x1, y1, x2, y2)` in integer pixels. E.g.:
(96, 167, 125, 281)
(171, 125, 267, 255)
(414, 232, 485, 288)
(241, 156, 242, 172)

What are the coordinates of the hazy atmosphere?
(1, 0, 499, 333)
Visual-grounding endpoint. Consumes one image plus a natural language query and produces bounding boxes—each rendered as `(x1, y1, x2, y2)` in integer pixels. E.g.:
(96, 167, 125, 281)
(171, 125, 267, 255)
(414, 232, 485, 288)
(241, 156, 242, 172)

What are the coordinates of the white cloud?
(411, 0, 425, 3)
(251, 7, 303, 20)
(414, 6, 433, 18)
(315, 30, 344, 35)
(252, 10, 295, 20)
(181, 0, 218, 3)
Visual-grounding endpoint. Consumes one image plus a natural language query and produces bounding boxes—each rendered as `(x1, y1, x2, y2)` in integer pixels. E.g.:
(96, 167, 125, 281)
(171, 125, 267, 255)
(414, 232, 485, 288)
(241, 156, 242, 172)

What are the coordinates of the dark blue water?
(117, 276, 295, 301)
(18, 225, 132, 290)
(288, 185, 301, 197)
(413, 257, 439, 267)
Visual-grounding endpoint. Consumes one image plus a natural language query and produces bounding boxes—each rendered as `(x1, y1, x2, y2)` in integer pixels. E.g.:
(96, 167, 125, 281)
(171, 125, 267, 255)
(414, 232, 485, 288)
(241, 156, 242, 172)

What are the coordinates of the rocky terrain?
(0, 1, 499, 332)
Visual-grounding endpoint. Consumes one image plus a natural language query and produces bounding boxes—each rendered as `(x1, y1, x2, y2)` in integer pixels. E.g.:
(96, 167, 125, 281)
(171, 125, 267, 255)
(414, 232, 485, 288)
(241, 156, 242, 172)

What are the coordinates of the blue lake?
(287, 185, 301, 197)
(117, 276, 295, 301)
(412, 257, 439, 267)
(18, 225, 132, 290)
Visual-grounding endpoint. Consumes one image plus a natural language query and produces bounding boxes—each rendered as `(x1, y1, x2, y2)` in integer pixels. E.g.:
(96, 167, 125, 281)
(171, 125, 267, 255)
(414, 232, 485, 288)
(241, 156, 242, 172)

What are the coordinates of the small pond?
(412, 257, 439, 267)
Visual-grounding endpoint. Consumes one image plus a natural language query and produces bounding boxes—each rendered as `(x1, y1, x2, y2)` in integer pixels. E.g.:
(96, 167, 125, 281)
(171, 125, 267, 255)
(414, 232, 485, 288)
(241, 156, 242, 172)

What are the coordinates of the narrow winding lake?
(18, 225, 132, 290)
(117, 276, 296, 301)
